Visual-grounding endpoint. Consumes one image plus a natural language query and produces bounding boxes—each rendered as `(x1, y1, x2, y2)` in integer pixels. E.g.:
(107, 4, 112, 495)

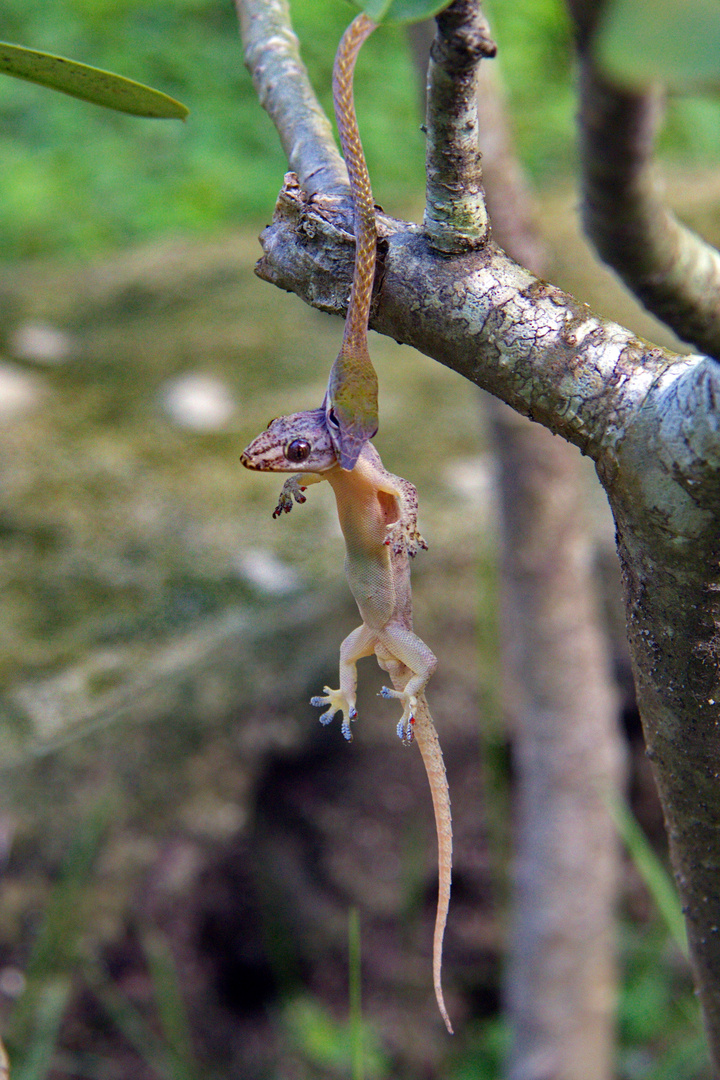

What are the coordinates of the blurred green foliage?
(2, 0, 720, 258)
(0, 0, 427, 256)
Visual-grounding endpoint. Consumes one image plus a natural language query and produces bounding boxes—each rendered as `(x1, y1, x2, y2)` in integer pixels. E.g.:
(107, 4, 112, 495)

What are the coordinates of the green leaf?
(594, 0, 720, 92)
(0, 41, 188, 118)
(608, 795, 688, 955)
(354, 0, 453, 26)
(12, 981, 71, 1080)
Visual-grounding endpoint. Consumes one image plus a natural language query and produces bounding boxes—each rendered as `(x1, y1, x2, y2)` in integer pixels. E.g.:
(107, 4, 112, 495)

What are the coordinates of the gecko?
(240, 408, 454, 1034)
(324, 12, 380, 471)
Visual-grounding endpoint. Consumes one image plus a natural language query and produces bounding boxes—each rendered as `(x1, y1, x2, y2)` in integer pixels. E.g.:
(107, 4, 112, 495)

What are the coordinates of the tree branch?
(423, 0, 496, 252)
(566, 0, 720, 360)
(235, 0, 347, 198)
(257, 182, 687, 465)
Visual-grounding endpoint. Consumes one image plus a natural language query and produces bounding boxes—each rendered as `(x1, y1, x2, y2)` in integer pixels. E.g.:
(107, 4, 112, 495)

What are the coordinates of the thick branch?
(236, 0, 347, 197)
(566, 0, 720, 360)
(258, 182, 686, 465)
(423, 0, 495, 252)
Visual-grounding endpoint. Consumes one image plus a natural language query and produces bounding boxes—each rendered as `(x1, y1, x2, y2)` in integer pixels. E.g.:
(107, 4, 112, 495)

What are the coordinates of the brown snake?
(325, 13, 380, 471)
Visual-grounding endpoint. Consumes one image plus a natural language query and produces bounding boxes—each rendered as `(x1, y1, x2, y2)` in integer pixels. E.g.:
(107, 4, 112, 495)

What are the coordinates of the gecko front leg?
(311, 622, 377, 740)
(380, 474, 428, 557)
(273, 472, 324, 518)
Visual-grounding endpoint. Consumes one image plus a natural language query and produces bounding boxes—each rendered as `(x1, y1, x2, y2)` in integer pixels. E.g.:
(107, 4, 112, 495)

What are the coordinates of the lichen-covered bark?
(234, 0, 347, 199)
(422, 0, 495, 251)
(601, 358, 720, 1059)
(258, 189, 682, 460)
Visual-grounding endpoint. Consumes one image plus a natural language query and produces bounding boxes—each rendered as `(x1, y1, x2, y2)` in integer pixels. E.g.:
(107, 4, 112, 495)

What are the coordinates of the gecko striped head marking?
(240, 406, 337, 474)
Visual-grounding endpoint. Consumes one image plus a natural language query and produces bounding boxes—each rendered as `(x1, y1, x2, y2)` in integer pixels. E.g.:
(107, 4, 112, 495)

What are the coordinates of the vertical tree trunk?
(478, 59, 623, 1080)
(409, 22, 623, 1071)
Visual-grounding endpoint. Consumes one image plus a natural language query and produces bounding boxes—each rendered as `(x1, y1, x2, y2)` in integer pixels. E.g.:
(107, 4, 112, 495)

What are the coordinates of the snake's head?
(326, 400, 378, 471)
(240, 407, 338, 473)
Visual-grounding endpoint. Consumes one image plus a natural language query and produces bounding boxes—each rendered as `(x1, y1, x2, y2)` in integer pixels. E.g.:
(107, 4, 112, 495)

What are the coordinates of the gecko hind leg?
(311, 623, 377, 741)
(380, 685, 417, 743)
(378, 626, 437, 741)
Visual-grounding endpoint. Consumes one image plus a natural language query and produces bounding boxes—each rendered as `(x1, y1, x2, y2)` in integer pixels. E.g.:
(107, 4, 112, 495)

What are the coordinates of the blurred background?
(1, 0, 719, 1076)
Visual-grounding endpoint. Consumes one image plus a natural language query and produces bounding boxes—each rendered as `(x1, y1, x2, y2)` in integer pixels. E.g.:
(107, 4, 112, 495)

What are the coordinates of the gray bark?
(411, 20, 622, 1069)
(474, 58, 621, 1080)
(236, 0, 720, 1070)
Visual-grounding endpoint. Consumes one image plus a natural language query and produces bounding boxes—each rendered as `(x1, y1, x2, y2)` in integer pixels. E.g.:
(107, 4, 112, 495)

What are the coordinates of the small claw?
(349, 706, 358, 720)
(379, 686, 395, 700)
(397, 715, 415, 744)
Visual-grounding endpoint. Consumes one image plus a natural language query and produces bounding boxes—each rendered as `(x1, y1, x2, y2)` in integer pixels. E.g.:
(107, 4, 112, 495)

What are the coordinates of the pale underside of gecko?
(240, 408, 454, 1033)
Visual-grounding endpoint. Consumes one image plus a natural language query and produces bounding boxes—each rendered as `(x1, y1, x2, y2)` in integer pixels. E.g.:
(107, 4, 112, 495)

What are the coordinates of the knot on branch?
(433, 0, 497, 72)
(255, 173, 392, 319)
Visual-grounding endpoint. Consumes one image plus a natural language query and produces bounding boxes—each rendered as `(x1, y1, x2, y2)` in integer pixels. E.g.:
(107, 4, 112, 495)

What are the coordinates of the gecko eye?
(285, 438, 312, 463)
(327, 408, 340, 428)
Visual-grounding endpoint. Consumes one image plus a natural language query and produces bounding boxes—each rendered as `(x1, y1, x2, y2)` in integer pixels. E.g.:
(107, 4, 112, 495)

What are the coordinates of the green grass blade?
(609, 795, 688, 955)
(143, 932, 198, 1080)
(84, 964, 174, 1079)
(0, 41, 188, 118)
(348, 907, 364, 1080)
(12, 980, 70, 1080)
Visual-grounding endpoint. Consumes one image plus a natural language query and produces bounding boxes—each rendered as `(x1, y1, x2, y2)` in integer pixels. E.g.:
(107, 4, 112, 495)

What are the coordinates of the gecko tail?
(437, 987, 454, 1036)
(412, 697, 454, 1034)
(434, 903, 454, 1034)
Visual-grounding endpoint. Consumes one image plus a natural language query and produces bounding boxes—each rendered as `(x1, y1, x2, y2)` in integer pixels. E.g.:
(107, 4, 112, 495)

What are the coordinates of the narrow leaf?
(0, 41, 188, 118)
(12, 981, 70, 1080)
(354, 0, 453, 26)
(348, 908, 364, 1080)
(608, 795, 688, 954)
(595, 0, 720, 92)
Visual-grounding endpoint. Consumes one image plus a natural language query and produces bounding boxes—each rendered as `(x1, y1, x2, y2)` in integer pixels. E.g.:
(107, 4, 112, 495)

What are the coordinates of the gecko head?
(240, 407, 338, 473)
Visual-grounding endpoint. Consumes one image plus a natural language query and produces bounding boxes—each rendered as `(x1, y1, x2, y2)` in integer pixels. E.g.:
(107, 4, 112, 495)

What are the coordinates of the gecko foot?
(396, 716, 415, 744)
(311, 687, 357, 741)
(380, 686, 416, 743)
(273, 477, 308, 519)
(384, 519, 428, 558)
